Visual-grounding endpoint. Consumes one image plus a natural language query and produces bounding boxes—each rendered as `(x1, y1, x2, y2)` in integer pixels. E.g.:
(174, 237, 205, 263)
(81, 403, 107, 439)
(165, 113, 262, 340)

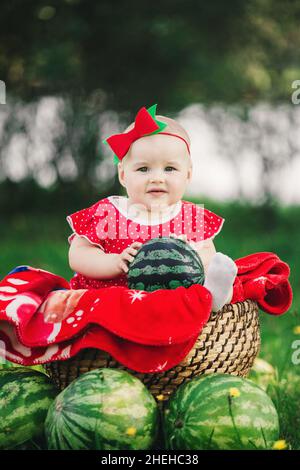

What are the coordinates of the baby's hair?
(124, 115, 191, 145)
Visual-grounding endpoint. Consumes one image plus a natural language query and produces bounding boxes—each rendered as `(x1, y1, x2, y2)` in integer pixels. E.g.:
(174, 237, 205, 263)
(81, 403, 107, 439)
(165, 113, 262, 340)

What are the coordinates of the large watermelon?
(0, 359, 46, 374)
(128, 236, 205, 291)
(0, 367, 57, 449)
(163, 373, 279, 450)
(45, 368, 159, 450)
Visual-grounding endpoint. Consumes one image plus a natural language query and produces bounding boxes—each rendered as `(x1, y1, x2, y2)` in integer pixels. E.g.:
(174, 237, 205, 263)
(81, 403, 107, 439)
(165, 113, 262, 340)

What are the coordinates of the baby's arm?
(68, 235, 142, 280)
(192, 239, 216, 276)
(69, 236, 121, 279)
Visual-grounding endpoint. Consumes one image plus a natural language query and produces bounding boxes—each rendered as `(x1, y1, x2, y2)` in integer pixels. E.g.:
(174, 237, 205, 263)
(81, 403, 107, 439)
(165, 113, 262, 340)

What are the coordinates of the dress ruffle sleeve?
(203, 208, 224, 240)
(186, 202, 225, 242)
(66, 200, 108, 251)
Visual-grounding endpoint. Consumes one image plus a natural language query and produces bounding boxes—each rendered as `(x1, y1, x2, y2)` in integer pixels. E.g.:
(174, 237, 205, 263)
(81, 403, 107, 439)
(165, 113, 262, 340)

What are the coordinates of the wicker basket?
(45, 300, 260, 407)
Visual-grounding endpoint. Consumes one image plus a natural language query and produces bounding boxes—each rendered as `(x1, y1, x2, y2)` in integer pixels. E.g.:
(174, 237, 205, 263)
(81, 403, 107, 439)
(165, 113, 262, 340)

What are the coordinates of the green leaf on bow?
(102, 137, 119, 163)
(147, 104, 167, 134)
(147, 104, 157, 118)
(113, 154, 120, 165)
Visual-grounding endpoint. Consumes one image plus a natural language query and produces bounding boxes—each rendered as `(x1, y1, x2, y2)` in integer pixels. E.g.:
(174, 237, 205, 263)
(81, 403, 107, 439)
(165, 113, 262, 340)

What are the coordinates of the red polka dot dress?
(67, 195, 224, 290)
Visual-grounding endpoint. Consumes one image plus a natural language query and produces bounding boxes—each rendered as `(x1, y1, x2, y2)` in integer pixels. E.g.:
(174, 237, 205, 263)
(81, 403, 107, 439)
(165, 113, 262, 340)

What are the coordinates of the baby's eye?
(165, 166, 176, 171)
(136, 166, 177, 172)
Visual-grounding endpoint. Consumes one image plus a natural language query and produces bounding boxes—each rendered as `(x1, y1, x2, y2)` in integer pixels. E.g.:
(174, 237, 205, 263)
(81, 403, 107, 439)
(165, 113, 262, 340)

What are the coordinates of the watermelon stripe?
(130, 264, 202, 276)
(62, 416, 93, 449)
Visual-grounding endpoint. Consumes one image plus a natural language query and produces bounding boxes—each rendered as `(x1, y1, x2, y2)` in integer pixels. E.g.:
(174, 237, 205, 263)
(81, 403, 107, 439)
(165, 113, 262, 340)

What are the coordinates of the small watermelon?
(0, 367, 58, 449)
(163, 373, 279, 450)
(45, 368, 159, 450)
(128, 236, 205, 291)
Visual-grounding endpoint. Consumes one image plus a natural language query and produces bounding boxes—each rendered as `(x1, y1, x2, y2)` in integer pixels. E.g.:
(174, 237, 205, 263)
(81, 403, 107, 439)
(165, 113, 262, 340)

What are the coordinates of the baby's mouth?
(147, 189, 167, 194)
(147, 192, 167, 197)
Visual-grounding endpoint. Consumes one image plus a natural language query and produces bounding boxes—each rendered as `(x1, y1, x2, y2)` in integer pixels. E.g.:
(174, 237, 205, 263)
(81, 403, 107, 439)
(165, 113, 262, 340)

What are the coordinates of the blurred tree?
(1, 0, 300, 110)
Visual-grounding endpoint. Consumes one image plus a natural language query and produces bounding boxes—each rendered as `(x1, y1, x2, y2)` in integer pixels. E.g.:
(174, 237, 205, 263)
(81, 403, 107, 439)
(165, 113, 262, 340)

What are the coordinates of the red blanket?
(232, 252, 292, 315)
(0, 252, 292, 373)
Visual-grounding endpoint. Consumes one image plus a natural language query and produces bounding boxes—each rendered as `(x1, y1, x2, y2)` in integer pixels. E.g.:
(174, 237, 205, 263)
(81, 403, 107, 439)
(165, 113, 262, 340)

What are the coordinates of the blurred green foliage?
(1, 0, 300, 109)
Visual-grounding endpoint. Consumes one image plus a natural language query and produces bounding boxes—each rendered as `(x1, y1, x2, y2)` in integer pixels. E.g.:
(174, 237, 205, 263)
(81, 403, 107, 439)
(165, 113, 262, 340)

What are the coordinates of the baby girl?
(67, 105, 237, 312)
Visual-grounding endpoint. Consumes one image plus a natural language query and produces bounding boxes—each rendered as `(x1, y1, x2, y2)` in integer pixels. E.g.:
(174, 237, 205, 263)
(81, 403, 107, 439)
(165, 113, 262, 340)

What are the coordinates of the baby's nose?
(150, 171, 165, 182)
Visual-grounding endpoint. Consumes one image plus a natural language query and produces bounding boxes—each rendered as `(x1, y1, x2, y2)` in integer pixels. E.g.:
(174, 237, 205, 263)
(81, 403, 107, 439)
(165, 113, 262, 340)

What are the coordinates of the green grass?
(1, 199, 300, 449)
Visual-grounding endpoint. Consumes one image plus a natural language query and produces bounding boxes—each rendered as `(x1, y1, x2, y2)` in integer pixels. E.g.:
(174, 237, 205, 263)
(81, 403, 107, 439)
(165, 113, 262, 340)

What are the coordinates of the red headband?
(157, 132, 190, 155)
(103, 105, 190, 164)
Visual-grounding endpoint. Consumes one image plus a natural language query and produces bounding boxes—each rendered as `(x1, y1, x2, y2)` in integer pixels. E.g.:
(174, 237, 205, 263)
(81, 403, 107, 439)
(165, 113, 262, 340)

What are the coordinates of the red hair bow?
(103, 104, 190, 163)
(105, 106, 163, 161)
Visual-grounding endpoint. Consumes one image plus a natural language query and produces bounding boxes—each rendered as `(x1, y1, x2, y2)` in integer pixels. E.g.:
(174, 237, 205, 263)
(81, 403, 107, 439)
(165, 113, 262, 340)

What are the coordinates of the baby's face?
(118, 134, 192, 212)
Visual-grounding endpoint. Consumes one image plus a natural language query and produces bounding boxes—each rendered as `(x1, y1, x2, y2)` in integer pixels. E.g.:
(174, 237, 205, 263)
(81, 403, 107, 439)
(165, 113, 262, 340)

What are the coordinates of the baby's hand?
(117, 241, 143, 274)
